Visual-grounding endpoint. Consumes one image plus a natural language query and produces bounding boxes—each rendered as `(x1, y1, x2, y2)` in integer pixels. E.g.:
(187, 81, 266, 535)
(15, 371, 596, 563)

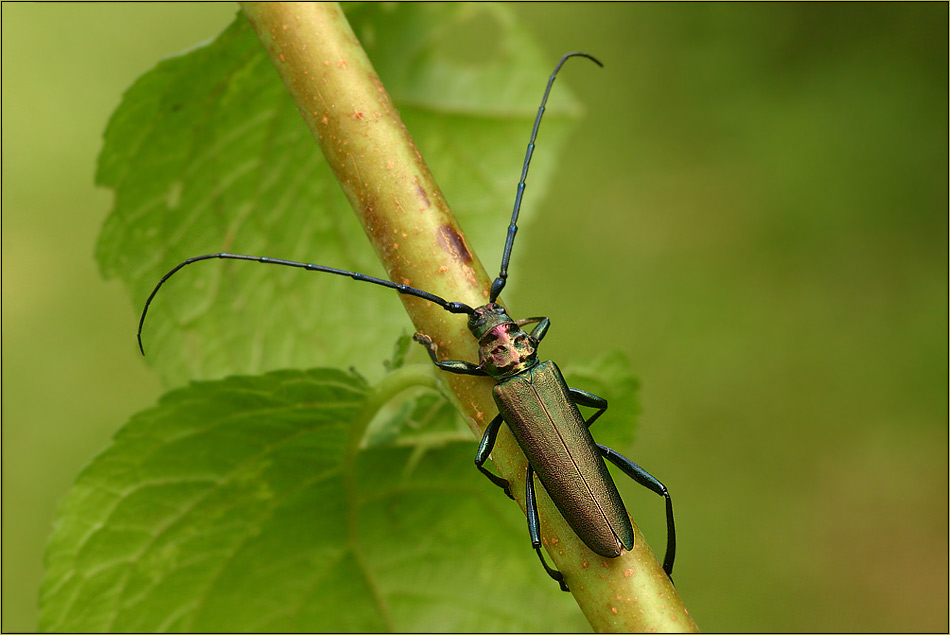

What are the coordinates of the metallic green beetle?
(412, 301, 675, 591)
(138, 53, 676, 591)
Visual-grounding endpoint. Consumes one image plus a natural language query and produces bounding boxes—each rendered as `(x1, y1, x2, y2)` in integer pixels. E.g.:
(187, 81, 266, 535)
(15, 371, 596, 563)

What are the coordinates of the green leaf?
(39, 354, 639, 632)
(97, 4, 586, 388)
(40, 367, 587, 632)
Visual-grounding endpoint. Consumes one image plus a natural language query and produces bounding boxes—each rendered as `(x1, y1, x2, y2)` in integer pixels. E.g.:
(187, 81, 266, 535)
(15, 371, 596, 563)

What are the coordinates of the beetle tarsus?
(535, 545, 569, 592)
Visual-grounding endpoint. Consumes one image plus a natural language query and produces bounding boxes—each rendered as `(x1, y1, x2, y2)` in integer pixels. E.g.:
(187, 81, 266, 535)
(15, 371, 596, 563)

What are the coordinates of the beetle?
(138, 52, 675, 592)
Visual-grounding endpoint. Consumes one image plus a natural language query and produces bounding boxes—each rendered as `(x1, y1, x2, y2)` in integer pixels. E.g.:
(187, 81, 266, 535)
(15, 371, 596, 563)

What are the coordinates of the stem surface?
(240, 3, 697, 631)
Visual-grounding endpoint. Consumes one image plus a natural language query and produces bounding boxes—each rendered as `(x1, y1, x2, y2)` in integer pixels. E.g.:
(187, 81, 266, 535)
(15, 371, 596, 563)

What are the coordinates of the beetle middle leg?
(570, 387, 608, 428)
(474, 414, 513, 499)
(413, 334, 515, 498)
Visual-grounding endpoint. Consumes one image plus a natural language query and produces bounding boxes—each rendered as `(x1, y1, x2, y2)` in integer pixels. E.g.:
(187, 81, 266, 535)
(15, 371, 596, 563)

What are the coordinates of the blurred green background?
(2, 3, 946, 631)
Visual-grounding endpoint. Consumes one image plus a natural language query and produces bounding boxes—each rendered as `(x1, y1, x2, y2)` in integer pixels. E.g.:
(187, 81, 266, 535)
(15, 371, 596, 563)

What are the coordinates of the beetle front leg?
(570, 387, 608, 428)
(598, 444, 676, 578)
(526, 464, 569, 592)
(514, 316, 550, 343)
(413, 333, 486, 376)
(474, 414, 513, 499)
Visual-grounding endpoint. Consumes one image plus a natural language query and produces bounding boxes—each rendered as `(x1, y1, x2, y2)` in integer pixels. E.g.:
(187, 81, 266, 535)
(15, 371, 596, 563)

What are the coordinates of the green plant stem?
(240, 2, 697, 632)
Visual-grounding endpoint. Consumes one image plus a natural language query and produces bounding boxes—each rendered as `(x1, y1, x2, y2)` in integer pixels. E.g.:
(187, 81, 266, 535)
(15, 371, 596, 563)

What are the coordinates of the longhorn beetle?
(138, 52, 676, 592)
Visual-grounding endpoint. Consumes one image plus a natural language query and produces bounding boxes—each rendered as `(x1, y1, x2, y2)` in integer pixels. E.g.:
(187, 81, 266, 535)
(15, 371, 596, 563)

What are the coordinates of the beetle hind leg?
(598, 444, 676, 579)
(526, 464, 569, 592)
(534, 546, 568, 592)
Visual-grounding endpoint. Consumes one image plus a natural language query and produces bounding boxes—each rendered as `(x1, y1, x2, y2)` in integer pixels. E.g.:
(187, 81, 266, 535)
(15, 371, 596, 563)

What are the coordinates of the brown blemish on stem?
(415, 181, 431, 209)
(437, 225, 472, 264)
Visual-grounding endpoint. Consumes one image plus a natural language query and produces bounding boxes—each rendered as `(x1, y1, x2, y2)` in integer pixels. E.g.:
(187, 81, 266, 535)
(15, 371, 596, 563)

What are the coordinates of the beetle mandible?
(138, 52, 676, 592)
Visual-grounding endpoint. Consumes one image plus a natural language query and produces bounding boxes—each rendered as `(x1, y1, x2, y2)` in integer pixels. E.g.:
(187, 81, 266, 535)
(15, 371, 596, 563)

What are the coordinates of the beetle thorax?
(478, 322, 538, 379)
(467, 303, 539, 379)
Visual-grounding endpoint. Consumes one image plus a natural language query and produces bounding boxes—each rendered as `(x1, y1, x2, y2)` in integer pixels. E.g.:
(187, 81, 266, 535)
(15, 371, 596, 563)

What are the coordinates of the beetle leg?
(569, 388, 608, 428)
(598, 444, 676, 578)
(526, 464, 569, 592)
(412, 333, 486, 376)
(514, 316, 550, 342)
(474, 414, 513, 499)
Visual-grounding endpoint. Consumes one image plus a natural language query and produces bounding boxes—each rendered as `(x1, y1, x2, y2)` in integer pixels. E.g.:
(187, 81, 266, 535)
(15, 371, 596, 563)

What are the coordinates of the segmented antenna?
(489, 52, 603, 302)
(139, 53, 602, 353)
(137, 252, 474, 355)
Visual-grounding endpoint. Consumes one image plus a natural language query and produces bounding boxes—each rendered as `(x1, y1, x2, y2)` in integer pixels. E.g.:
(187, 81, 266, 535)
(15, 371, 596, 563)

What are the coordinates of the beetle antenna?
(137, 252, 475, 355)
(489, 52, 603, 303)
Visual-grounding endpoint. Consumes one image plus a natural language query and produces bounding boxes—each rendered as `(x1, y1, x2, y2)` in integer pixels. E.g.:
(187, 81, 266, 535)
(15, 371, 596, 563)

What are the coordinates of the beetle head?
(468, 303, 512, 339)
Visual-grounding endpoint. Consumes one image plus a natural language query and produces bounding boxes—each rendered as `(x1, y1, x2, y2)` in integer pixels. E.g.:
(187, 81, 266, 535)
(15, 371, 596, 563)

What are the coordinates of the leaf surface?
(40, 368, 589, 632)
